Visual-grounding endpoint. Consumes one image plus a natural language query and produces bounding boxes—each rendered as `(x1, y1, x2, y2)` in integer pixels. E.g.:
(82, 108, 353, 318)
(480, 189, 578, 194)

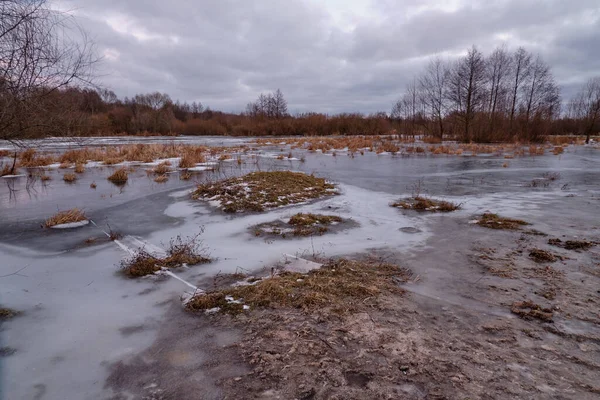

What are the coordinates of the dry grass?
(40, 173, 51, 181)
(63, 173, 77, 183)
(107, 167, 128, 184)
(476, 213, 529, 230)
(511, 300, 553, 322)
(180, 170, 193, 180)
(178, 150, 206, 168)
(16, 144, 243, 168)
(59, 161, 72, 169)
(154, 174, 168, 183)
(44, 208, 86, 227)
(552, 146, 564, 155)
(186, 258, 412, 315)
(90, 182, 97, 189)
(529, 249, 558, 263)
(1, 163, 12, 176)
(0, 307, 19, 319)
(392, 196, 460, 212)
(18, 148, 57, 167)
(120, 233, 211, 277)
(192, 171, 337, 213)
(548, 238, 594, 251)
(288, 213, 342, 226)
(74, 163, 85, 173)
(153, 161, 171, 175)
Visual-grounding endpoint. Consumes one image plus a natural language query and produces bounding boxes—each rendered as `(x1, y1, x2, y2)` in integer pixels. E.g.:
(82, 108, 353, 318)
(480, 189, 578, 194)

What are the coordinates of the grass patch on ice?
(392, 196, 461, 212)
(120, 234, 211, 277)
(192, 171, 337, 213)
(476, 213, 529, 230)
(153, 161, 172, 175)
(510, 300, 553, 322)
(154, 174, 168, 183)
(548, 238, 594, 251)
(186, 258, 412, 315)
(0, 307, 19, 320)
(254, 213, 346, 238)
(107, 167, 128, 184)
(529, 249, 559, 263)
(63, 172, 77, 183)
(44, 208, 87, 228)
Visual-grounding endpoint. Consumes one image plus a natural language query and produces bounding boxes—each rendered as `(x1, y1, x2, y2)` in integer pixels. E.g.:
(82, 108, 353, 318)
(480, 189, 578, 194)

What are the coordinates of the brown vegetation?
(63, 173, 77, 183)
(154, 175, 168, 183)
(192, 171, 337, 213)
(44, 208, 86, 227)
(153, 161, 172, 175)
(107, 167, 128, 184)
(120, 234, 210, 277)
(187, 258, 411, 315)
(548, 238, 594, 251)
(528, 249, 558, 263)
(476, 213, 529, 230)
(0, 307, 19, 320)
(74, 163, 85, 173)
(510, 300, 553, 322)
(392, 196, 460, 212)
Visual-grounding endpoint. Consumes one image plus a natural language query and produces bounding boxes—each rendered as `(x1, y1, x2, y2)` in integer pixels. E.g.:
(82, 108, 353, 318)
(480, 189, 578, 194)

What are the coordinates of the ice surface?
(50, 220, 90, 229)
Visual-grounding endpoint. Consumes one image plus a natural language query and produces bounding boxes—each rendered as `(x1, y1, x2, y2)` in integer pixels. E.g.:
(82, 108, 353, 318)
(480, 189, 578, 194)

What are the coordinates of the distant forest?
(1, 1, 599, 144)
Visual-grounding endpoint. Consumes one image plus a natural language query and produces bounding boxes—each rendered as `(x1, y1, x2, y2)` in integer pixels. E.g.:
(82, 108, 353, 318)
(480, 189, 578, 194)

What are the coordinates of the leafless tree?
(569, 77, 600, 144)
(508, 47, 532, 133)
(419, 57, 449, 139)
(446, 46, 487, 141)
(485, 45, 511, 133)
(522, 56, 560, 138)
(0, 0, 98, 145)
(272, 89, 288, 118)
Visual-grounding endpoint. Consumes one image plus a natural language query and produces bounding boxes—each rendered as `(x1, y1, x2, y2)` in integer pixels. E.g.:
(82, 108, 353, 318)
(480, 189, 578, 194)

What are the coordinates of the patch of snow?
(50, 220, 90, 229)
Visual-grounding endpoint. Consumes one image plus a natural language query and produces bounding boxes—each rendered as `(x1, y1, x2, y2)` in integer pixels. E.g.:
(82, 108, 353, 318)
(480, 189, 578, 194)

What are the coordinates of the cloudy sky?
(55, 0, 599, 114)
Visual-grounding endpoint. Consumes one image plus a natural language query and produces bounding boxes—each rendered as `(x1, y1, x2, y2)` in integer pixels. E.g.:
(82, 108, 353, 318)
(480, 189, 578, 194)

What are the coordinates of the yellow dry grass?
(107, 167, 128, 184)
(63, 173, 77, 183)
(44, 208, 86, 227)
(186, 258, 412, 315)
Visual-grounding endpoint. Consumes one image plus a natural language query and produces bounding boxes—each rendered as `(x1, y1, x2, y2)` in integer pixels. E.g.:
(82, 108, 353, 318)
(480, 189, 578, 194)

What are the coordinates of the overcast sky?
(55, 0, 599, 114)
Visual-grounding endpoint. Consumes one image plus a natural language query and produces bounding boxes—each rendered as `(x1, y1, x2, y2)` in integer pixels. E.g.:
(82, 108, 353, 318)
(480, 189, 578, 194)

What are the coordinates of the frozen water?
(1, 138, 599, 400)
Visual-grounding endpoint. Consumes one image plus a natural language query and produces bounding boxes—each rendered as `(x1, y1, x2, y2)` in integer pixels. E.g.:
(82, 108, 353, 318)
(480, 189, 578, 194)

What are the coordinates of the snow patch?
(50, 220, 90, 229)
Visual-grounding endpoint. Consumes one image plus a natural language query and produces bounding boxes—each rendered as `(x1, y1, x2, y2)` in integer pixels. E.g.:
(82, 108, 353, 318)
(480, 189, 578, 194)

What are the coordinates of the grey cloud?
(61, 0, 600, 113)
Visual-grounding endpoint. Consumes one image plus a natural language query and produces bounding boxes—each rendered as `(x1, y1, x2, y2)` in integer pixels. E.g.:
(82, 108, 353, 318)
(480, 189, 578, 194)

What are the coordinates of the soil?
(106, 209, 600, 400)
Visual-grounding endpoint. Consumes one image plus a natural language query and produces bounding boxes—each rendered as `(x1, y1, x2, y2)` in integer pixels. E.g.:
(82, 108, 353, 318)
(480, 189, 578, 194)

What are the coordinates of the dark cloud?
(58, 0, 600, 113)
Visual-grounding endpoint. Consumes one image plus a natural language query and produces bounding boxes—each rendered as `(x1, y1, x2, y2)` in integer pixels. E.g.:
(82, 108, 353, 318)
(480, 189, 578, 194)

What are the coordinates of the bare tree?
(485, 45, 511, 135)
(508, 47, 532, 133)
(569, 77, 600, 144)
(522, 56, 560, 139)
(446, 46, 487, 141)
(272, 89, 288, 118)
(419, 57, 449, 139)
(0, 0, 97, 144)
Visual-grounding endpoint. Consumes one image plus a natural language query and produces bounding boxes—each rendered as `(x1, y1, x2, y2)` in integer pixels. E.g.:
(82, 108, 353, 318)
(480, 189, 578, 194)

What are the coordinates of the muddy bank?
(106, 201, 600, 399)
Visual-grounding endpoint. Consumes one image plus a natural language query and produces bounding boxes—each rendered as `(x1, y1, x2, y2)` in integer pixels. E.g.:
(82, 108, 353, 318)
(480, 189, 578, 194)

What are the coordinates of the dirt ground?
(105, 204, 600, 400)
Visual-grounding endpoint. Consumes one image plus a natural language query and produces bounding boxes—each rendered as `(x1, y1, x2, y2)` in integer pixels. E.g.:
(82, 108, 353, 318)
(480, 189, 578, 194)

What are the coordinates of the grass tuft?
(511, 300, 553, 322)
(107, 167, 128, 184)
(74, 163, 85, 173)
(529, 249, 558, 263)
(154, 174, 168, 183)
(153, 161, 172, 175)
(392, 196, 460, 212)
(0, 307, 19, 320)
(63, 173, 77, 183)
(476, 213, 529, 230)
(192, 171, 337, 213)
(120, 233, 210, 277)
(44, 208, 86, 227)
(187, 258, 412, 315)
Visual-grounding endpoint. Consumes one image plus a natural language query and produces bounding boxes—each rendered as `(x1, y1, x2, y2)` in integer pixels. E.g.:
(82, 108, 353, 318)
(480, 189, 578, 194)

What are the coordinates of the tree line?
(1, 1, 598, 143)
